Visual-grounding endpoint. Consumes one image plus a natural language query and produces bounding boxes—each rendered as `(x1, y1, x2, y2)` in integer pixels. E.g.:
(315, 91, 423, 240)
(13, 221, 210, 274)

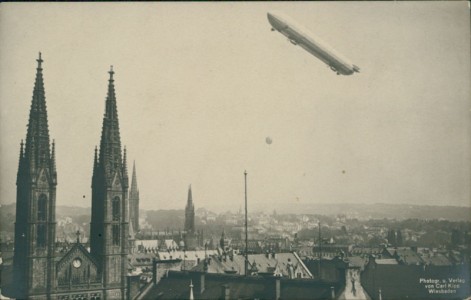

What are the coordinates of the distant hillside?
(273, 202, 470, 221)
(1, 202, 469, 235)
(145, 209, 185, 230)
(0, 203, 91, 234)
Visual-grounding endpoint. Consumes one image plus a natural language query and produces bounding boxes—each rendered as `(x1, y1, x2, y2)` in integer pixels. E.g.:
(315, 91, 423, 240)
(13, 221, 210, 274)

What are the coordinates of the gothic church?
(6, 54, 136, 300)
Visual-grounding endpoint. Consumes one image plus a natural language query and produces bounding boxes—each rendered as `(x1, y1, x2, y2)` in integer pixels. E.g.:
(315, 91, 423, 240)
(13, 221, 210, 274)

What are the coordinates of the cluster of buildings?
(0, 54, 470, 300)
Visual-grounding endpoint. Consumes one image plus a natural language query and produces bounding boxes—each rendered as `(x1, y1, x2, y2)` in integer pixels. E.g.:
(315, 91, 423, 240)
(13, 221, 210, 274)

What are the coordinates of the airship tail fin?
(353, 65, 360, 73)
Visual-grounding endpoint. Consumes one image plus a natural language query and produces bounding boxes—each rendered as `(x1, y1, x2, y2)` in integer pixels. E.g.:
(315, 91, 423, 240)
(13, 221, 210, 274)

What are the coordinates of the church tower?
(90, 66, 129, 300)
(12, 53, 57, 298)
(184, 185, 195, 234)
(129, 161, 140, 233)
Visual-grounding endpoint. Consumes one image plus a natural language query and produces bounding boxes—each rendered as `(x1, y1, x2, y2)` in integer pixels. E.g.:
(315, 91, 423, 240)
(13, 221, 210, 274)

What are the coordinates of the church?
(4, 53, 139, 300)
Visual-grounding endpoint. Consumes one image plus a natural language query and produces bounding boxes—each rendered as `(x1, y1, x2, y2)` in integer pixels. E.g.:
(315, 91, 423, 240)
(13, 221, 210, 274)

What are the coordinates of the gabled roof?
(56, 241, 98, 270)
(141, 271, 343, 300)
(191, 253, 313, 278)
(394, 248, 423, 265)
(158, 250, 218, 261)
(375, 258, 398, 265)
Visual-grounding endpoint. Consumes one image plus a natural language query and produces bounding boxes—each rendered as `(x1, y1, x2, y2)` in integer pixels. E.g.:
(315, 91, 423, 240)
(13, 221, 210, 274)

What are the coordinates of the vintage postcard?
(0, 2, 469, 299)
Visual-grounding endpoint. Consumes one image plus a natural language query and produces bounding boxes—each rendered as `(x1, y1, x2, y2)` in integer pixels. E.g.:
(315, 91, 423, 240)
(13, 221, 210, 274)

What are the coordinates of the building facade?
(12, 52, 58, 299)
(90, 65, 130, 300)
(6, 55, 132, 300)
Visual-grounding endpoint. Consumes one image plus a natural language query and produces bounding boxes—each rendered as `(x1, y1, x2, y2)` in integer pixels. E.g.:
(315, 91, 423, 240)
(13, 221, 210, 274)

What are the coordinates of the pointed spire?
(25, 52, 51, 173)
(91, 146, 98, 188)
(187, 184, 193, 206)
(98, 65, 123, 182)
(129, 160, 140, 232)
(16, 140, 25, 184)
(131, 161, 138, 193)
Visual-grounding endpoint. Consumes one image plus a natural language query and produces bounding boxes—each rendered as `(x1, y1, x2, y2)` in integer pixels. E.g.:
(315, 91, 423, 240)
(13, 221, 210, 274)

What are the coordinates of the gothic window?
(37, 224, 46, 247)
(112, 224, 120, 245)
(38, 194, 47, 221)
(112, 197, 120, 221)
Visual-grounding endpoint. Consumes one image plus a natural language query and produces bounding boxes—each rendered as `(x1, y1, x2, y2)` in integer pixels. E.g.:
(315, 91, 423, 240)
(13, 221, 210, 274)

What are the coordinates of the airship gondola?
(267, 12, 360, 76)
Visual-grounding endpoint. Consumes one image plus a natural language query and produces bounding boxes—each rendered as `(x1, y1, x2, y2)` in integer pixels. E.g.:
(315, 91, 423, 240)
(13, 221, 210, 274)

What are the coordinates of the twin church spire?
(19, 52, 56, 182)
(95, 66, 128, 187)
(13, 53, 140, 299)
(13, 52, 57, 298)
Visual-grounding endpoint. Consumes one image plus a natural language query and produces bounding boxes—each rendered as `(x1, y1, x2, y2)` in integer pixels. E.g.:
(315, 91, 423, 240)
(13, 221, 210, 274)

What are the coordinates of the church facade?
(6, 54, 133, 300)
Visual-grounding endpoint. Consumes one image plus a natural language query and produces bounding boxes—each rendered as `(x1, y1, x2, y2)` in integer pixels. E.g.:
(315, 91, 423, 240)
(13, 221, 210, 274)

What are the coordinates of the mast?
(244, 170, 248, 276)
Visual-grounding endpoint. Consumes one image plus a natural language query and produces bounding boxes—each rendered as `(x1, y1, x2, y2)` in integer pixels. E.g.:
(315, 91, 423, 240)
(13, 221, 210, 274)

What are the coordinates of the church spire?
(131, 160, 138, 193)
(129, 160, 140, 232)
(16, 140, 25, 184)
(12, 53, 56, 298)
(90, 66, 129, 293)
(98, 65, 123, 183)
(187, 184, 193, 206)
(24, 52, 52, 173)
(184, 185, 195, 233)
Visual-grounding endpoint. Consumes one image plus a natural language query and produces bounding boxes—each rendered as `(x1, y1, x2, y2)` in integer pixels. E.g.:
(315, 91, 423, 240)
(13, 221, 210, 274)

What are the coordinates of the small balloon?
(266, 137, 272, 145)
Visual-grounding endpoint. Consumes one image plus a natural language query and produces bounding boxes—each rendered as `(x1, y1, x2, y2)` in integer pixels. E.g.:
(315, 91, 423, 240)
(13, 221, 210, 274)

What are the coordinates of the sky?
(0, 2, 470, 212)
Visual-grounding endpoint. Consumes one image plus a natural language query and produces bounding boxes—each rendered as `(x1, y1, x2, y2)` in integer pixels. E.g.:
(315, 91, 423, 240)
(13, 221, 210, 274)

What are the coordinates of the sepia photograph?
(0, 2, 469, 299)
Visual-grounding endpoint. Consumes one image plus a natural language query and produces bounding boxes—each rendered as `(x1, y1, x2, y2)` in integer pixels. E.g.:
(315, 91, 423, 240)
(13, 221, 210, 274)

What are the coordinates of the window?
(112, 197, 120, 221)
(37, 224, 46, 247)
(112, 225, 120, 245)
(38, 194, 47, 221)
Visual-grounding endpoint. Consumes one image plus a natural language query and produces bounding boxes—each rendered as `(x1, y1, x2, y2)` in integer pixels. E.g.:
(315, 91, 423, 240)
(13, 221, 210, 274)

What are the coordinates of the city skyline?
(0, 2, 470, 212)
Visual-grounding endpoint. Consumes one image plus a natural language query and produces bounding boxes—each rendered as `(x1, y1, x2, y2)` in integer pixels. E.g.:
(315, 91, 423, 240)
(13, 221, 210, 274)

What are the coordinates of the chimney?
(272, 252, 276, 259)
(331, 286, 335, 299)
(221, 284, 230, 300)
(275, 278, 281, 300)
(200, 273, 205, 294)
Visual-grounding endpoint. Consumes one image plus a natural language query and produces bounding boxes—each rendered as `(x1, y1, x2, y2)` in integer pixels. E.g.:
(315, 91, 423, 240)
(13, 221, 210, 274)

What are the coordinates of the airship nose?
(267, 12, 281, 29)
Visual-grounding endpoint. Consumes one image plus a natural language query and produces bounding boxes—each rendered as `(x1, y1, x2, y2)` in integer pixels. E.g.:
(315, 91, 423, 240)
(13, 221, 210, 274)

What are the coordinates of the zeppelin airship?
(267, 11, 360, 76)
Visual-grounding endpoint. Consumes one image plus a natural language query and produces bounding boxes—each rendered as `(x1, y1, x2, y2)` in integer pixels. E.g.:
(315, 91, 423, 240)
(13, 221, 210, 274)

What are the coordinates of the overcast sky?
(0, 2, 469, 212)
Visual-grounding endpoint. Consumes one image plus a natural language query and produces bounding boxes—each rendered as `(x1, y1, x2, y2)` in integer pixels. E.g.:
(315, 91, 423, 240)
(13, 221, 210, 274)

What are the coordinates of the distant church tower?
(12, 53, 57, 298)
(90, 66, 129, 300)
(129, 161, 140, 233)
(184, 185, 195, 234)
(184, 185, 198, 250)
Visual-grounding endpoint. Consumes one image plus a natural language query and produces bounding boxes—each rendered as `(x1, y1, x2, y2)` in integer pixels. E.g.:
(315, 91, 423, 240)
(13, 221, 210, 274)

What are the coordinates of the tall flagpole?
(244, 170, 248, 277)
